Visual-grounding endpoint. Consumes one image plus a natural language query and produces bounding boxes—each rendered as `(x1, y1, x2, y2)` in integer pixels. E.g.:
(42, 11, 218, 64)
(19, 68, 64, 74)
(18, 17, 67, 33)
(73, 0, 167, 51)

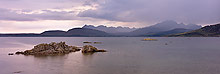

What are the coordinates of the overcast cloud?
(78, 0, 220, 24)
(0, 0, 219, 33)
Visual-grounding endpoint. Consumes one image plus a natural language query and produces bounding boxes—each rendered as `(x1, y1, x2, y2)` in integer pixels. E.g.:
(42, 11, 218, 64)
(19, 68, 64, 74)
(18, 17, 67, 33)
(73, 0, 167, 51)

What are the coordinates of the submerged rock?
(83, 42, 92, 43)
(14, 71, 23, 73)
(8, 53, 14, 55)
(82, 45, 106, 53)
(83, 41, 102, 44)
(15, 51, 24, 54)
(94, 42, 102, 44)
(16, 42, 81, 55)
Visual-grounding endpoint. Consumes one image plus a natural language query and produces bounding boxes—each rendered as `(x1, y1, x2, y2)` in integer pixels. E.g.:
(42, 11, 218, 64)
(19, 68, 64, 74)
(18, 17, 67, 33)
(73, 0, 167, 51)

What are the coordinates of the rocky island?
(82, 45, 107, 53)
(15, 42, 81, 55)
(15, 42, 106, 56)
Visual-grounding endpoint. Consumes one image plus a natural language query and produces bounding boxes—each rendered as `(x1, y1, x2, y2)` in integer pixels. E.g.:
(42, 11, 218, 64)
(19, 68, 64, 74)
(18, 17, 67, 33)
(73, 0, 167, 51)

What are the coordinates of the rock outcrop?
(82, 45, 106, 53)
(16, 42, 81, 55)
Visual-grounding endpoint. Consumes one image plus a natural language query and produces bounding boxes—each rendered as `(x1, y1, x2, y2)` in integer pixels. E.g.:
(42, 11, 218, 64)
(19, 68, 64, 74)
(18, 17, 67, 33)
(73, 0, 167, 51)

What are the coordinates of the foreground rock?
(16, 42, 81, 55)
(82, 45, 107, 53)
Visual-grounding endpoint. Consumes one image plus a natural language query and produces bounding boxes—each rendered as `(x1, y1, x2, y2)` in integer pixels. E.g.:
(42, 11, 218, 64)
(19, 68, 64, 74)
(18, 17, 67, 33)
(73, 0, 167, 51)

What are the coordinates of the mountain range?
(128, 20, 201, 36)
(0, 20, 210, 37)
(82, 25, 137, 33)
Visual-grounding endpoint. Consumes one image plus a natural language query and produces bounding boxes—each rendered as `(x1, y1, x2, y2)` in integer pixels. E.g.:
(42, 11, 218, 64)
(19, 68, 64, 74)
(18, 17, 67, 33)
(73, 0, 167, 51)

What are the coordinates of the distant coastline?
(1, 21, 219, 37)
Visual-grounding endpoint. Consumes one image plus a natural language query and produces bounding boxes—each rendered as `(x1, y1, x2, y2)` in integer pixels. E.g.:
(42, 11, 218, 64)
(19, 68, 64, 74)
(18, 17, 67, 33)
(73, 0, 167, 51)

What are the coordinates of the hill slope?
(66, 28, 110, 36)
(144, 28, 192, 37)
(41, 28, 111, 37)
(41, 30, 66, 36)
(168, 23, 220, 37)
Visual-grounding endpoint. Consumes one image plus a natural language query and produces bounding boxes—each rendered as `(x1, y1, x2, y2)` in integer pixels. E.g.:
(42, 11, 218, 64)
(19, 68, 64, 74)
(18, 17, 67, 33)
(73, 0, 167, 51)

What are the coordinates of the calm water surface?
(0, 37, 220, 74)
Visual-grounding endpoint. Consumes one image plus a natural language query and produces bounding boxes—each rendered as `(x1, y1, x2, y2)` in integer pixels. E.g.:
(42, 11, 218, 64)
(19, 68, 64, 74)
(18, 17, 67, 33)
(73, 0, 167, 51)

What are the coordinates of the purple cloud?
(78, 0, 220, 24)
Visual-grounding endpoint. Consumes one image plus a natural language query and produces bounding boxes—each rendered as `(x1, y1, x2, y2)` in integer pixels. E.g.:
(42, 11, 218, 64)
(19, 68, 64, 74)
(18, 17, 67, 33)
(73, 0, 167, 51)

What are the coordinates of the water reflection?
(30, 54, 66, 58)
(82, 52, 96, 56)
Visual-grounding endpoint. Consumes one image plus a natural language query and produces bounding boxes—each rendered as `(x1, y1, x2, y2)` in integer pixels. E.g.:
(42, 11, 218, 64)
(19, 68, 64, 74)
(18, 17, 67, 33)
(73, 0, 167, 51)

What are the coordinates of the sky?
(0, 0, 219, 33)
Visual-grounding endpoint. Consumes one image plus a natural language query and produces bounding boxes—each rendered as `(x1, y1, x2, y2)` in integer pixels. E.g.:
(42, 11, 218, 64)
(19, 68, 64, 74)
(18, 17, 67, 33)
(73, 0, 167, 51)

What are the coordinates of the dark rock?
(96, 50, 106, 52)
(83, 42, 92, 43)
(15, 51, 24, 54)
(14, 71, 22, 73)
(8, 53, 14, 55)
(82, 45, 106, 53)
(94, 42, 102, 44)
(15, 42, 81, 55)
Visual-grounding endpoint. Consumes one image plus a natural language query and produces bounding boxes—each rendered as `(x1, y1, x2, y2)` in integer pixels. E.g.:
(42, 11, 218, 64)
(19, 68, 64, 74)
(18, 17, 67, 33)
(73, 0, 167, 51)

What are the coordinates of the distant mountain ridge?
(129, 20, 201, 36)
(41, 28, 111, 37)
(152, 20, 201, 30)
(0, 20, 207, 37)
(0, 28, 111, 37)
(81, 20, 201, 36)
(143, 28, 192, 37)
(168, 23, 220, 37)
(41, 30, 66, 36)
(82, 25, 137, 33)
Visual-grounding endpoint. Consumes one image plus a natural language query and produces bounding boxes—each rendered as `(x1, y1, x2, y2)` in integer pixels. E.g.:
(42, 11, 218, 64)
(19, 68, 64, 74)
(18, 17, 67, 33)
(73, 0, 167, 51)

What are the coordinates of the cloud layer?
(0, 0, 219, 33)
(0, 0, 219, 24)
(0, 8, 79, 21)
(78, 0, 220, 24)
